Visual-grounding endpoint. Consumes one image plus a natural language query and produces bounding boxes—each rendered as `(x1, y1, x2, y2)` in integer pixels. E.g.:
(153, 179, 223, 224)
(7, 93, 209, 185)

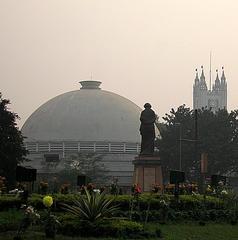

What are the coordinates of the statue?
(139, 103, 156, 156)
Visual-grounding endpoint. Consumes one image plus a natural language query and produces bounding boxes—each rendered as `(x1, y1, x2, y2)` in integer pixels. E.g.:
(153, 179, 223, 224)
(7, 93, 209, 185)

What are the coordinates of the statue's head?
(144, 103, 151, 109)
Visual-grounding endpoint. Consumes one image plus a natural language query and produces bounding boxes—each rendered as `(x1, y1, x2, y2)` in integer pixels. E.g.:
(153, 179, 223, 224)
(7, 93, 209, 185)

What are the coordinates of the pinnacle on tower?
(221, 66, 226, 83)
(193, 64, 227, 111)
(200, 65, 205, 81)
(215, 69, 220, 83)
(214, 69, 220, 90)
(199, 66, 207, 90)
(194, 68, 199, 85)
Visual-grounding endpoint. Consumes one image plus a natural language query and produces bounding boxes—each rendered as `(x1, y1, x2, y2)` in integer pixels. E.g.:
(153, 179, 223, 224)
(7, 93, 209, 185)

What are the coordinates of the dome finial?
(79, 80, 102, 89)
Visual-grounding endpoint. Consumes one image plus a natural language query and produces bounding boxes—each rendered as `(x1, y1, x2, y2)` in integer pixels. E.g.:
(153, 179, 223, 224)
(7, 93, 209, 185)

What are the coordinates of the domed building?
(22, 81, 144, 186)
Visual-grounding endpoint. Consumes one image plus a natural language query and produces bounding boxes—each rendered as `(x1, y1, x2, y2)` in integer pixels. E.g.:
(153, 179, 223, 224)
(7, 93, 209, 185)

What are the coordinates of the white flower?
(218, 181, 224, 186)
(221, 190, 228, 195)
(35, 213, 41, 219)
(25, 206, 34, 214)
(159, 200, 168, 206)
(93, 189, 100, 194)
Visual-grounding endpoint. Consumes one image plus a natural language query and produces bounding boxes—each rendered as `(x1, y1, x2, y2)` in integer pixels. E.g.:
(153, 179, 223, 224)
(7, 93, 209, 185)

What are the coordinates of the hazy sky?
(1, 0, 238, 128)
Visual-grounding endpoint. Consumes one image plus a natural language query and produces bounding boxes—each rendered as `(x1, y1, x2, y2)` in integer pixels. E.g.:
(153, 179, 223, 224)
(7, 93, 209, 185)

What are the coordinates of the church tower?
(193, 66, 227, 111)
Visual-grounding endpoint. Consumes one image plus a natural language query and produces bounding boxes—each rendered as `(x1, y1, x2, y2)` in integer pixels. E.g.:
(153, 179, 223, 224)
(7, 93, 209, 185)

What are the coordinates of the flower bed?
(0, 193, 226, 211)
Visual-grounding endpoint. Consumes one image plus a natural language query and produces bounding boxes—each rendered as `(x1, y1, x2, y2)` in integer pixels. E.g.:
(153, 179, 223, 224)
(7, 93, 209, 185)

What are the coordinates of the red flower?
(135, 185, 142, 193)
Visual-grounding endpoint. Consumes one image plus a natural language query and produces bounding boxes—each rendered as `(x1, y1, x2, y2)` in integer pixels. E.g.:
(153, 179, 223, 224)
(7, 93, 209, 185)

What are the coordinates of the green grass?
(149, 222, 238, 240)
(1, 223, 238, 239)
(0, 231, 107, 240)
(0, 209, 23, 232)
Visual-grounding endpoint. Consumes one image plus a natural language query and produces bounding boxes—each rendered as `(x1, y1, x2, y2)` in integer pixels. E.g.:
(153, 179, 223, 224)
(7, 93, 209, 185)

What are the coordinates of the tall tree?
(156, 105, 238, 181)
(0, 93, 27, 187)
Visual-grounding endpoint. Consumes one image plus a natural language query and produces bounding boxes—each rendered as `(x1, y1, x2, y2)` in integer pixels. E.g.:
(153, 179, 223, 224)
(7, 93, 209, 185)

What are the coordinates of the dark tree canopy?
(0, 93, 27, 187)
(156, 104, 238, 180)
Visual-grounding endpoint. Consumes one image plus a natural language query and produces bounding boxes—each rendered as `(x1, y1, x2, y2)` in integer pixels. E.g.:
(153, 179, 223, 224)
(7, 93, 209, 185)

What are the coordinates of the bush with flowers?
(151, 184, 162, 193)
(131, 183, 142, 197)
(14, 205, 40, 240)
(79, 182, 96, 195)
(60, 183, 70, 194)
(42, 195, 60, 238)
(164, 183, 198, 195)
(158, 199, 170, 223)
(129, 184, 142, 221)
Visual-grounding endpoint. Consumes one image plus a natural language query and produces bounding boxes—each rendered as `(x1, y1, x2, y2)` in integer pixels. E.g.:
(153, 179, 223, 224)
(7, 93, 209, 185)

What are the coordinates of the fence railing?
(24, 141, 140, 154)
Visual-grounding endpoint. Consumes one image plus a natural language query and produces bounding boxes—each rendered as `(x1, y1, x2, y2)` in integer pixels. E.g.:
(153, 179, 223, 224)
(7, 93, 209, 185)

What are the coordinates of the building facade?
(21, 81, 160, 187)
(193, 66, 227, 111)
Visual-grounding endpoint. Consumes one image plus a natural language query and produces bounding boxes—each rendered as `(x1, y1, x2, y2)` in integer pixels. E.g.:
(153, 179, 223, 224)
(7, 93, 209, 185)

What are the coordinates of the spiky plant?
(61, 188, 119, 222)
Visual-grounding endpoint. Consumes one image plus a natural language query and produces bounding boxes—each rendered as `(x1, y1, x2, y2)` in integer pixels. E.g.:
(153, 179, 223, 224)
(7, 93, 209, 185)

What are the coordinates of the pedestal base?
(132, 156, 163, 192)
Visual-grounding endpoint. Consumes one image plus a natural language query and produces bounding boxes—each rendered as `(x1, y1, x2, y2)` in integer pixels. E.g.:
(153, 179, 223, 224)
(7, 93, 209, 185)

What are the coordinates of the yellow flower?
(43, 196, 53, 208)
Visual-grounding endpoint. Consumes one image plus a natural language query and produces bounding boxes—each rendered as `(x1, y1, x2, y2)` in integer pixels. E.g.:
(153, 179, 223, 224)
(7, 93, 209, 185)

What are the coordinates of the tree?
(197, 108, 238, 175)
(0, 93, 27, 187)
(57, 153, 109, 185)
(156, 105, 238, 180)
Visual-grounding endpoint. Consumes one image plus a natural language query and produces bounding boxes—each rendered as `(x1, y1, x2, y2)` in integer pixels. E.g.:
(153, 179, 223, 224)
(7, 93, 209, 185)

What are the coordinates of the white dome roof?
(22, 81, 142, 143)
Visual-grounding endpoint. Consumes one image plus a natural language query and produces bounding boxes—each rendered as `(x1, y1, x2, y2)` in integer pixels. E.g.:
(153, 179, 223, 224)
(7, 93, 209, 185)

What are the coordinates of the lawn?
(153, 223, 238, 240)
(1, 223, 238, 240)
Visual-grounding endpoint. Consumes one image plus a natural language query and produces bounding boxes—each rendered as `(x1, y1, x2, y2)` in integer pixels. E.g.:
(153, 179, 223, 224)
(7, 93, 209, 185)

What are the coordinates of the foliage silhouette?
(0, 93, 27, 188)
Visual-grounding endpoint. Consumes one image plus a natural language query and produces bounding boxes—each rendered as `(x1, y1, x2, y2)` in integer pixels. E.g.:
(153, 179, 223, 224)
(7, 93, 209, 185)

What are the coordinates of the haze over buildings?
(1, 1, 238, 127)
(21, 81, 147, 186)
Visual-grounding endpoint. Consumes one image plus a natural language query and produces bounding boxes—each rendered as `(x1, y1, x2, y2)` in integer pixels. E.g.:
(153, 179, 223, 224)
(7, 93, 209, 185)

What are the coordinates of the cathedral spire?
(199, 66, 207, 90)
(214, 69, 220, 89)
(200, 66, 205, 81)
(215, 69, 220, 82)
(193, 65, 227, 111)
(194, 68, 199, 85)
(221, 66, 226, 83)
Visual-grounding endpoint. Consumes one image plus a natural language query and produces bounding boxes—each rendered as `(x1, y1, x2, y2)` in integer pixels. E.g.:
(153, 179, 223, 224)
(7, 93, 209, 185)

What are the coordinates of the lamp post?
(175, 123, 182, 171)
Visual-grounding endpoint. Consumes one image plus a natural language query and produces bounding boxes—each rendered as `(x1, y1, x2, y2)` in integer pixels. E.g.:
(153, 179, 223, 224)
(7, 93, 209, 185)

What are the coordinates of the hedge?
(0, 196, 22, 211)
(58, 218, 160, 238)
(0, 193, 225, 212)
(0, 209, 23, 232)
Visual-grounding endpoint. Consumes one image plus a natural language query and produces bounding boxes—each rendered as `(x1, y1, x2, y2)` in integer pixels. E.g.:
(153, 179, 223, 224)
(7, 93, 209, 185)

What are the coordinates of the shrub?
(0, 209, 23, 232)
(61, 188, 119, 222)
(0, 196, 22, 210)
(0, 193, 224, 211)
(59, 218, 145, 238)
(99, 220, 144, 238)
(0, 193, 231, 223)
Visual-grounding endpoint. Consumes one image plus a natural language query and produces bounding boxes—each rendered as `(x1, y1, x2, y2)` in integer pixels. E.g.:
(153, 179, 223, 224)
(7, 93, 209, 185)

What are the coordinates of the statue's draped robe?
(139, 108, 156, 155)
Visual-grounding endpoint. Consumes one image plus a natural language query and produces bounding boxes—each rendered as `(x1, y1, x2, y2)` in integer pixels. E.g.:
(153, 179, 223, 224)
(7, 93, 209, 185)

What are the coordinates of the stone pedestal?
(132, 156, 163, 192)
